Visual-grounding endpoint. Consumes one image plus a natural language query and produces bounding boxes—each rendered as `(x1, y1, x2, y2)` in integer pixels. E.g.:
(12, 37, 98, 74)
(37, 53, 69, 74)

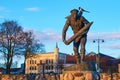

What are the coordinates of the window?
(46, 60, 48, 64)
(30, 66, 36, 70)
(30, 66, 34, 70)
(40, 60, 42, 64)
(48, 66, 50, 70)
(51, 65, 53, 70)
(30, 60, 37, 64)
(32, 60, 34, 64)
(30, 66, 31, 70)
(51, 59, 53, 64)
(35, 66, 36, 70)
(35, 60, 36, 64)
(46, 66, 48, 70)
(30, 60, 32, 64)
(49, 60, 50, 63)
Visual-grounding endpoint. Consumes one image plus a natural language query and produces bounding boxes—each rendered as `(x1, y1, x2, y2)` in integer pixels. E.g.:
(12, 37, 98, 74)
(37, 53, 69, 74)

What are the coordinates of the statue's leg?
(73, 40, 80, 64)
(80, 36, 87, 62)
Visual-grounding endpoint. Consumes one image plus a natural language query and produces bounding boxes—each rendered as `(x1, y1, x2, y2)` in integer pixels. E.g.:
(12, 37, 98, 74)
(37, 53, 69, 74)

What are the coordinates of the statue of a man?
(62, 8, 90, 64)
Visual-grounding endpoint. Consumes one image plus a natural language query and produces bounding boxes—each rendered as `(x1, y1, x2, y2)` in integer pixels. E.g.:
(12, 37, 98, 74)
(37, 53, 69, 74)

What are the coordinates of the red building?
(85, 52, 120, 73)
(65, 52, 120, 73)
(66, 55, 76, 64)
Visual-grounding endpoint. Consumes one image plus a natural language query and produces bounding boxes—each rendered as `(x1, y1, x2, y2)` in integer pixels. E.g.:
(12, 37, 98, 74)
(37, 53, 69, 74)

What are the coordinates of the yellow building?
(25, 43, 66, 74)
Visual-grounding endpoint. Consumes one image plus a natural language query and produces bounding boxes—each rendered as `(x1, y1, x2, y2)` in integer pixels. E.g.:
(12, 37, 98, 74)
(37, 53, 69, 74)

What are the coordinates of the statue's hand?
(63, 40, 69, 45)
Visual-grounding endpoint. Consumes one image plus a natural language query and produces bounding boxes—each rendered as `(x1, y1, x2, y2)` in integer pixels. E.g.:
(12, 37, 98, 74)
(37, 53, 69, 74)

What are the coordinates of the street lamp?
(93, 38, 104, 72)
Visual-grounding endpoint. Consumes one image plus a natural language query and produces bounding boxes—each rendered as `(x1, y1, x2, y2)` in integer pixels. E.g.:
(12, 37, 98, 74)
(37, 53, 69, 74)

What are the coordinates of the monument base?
(64, 61, 96, 72)
(60, 61, 100, 80)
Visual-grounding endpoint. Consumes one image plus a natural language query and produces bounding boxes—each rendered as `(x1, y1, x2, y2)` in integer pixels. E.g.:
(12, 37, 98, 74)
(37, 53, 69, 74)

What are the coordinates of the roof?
(85, 52, 116, 62)
(99, 53, 115, 59)
(59, 52, 69, 55)
(86, 52, 115, 59)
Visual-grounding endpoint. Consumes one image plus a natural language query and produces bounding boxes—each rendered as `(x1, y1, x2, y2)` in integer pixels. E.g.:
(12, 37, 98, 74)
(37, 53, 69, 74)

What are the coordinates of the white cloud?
(24, 28, 62, 42)
(32, 30, 120, 43)
(33, 29, 74, 42)
(25, 7, 40, 11)
(34, 29, 61, 42)
(88, 32, 120, 50)
(104, 43, 120, 49)
(24, 28, 120, 50)
(88, 32, 120, 41)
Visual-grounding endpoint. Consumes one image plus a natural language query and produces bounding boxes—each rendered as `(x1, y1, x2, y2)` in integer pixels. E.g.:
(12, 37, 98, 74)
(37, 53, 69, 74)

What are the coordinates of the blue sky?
(0, 0, 120, 61)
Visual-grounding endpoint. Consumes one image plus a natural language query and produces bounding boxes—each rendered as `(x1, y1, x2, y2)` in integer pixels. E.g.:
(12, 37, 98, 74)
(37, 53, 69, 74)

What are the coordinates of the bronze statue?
(62, 7, 93, 64)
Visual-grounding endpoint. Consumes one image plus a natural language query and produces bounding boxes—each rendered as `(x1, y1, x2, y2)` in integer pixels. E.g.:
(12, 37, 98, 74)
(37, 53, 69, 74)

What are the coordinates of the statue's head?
(70, 9, 78, 13)
(70, 9, 78, 19)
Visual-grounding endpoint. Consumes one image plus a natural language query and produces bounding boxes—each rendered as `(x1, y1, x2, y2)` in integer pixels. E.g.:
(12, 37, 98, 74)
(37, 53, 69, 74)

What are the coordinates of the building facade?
(85, 52, 120, 73)
(25, 44, 67, 74)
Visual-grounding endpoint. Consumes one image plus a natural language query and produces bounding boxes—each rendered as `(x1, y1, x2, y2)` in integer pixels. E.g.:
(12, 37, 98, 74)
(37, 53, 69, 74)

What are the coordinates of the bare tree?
(24, 31, 46, 54)
(0, 20, 46, 74)
(23, 31, 46, 73)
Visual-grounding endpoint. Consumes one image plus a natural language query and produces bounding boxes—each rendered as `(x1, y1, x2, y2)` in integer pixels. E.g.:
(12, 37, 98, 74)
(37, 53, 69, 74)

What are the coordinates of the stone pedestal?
(64, 61, 96, 71)
(60, 61, 100, 80)
(118, 64, 120, 73)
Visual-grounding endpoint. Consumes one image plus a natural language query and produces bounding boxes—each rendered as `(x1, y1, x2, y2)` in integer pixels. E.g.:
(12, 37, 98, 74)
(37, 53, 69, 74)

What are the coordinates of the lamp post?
(93, 38, 104, 72)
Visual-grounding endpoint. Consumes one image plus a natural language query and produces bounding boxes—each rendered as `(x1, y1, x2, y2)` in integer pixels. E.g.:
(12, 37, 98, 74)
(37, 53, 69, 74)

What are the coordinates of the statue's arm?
(82, 16, 89, 24)
(62, 20, 70, 42)
(82, 16, 92, 34)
